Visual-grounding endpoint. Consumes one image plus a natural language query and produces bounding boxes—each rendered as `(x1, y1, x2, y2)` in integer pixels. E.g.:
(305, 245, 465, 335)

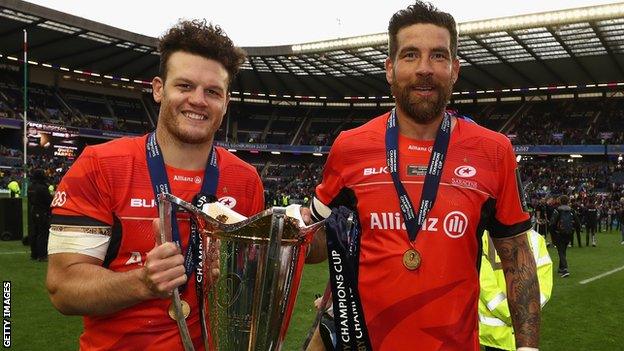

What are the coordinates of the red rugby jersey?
(315, 112, 530, 351)
(51, 135, 264, 351)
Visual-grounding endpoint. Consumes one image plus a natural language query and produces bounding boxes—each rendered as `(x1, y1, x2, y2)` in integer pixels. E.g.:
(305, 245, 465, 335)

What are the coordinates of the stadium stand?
(0, 0, 623, 208)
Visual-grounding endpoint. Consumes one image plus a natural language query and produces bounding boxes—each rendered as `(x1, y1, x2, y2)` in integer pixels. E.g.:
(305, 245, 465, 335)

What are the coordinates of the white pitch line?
(579, 264, 624, 285)
(0, 251, 28, 255)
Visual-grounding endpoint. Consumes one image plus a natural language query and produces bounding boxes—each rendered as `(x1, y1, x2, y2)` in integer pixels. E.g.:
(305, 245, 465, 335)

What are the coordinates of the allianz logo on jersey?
(173, 175, 202, 184)
(407, 145, 433, 152)
(369, 211, 468, 238)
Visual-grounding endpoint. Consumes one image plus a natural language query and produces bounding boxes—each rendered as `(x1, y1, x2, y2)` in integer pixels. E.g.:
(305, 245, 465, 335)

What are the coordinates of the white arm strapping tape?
(48, 227, 111, 261)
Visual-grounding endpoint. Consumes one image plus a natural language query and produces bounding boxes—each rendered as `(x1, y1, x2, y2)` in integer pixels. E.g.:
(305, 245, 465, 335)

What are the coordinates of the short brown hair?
(388, 1, 458, 60)
(158, 19, 246, 85)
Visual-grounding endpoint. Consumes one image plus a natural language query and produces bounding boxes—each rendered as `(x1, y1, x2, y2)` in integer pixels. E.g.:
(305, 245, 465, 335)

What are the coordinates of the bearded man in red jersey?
(309, 2, 540, 350)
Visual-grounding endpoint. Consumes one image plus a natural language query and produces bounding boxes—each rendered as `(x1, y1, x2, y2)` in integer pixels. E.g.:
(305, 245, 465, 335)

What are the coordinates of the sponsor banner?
(608, 145, 624, 154)
(27, 122, 80, 158)
(0, 118, 22, 129)
(2, 118, 623, 156)
(215, 141, 331, 155)
(78, 127, 137, 139)
(513, 145, 615, 155)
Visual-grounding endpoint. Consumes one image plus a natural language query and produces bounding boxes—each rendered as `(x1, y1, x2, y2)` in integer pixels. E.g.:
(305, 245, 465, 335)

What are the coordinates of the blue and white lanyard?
(385, 109, 452, 242)
(146, 132, 219, 290)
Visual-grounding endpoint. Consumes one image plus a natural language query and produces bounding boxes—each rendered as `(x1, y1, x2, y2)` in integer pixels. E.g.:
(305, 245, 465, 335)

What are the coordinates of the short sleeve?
(315, 133, 346, 206)
(250, 172, 265, 215)
(488, 141, 531, 238)
(51, 146, 113, 225)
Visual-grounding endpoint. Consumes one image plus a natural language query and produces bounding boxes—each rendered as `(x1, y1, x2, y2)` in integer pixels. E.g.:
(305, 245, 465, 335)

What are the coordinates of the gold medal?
(403, 249, 421, 270)
(168, 299, 191, 320)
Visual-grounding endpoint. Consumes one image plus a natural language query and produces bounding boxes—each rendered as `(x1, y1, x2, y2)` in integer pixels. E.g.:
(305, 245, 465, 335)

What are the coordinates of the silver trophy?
(157, 193, 325, 351)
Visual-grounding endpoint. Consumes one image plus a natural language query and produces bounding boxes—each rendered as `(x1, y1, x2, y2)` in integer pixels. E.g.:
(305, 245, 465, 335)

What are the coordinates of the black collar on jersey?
(146, 132, 219, 290)
(385, 108, 452, 242)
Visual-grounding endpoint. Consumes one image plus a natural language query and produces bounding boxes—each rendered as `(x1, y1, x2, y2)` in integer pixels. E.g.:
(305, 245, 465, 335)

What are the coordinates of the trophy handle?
(158, 194, 195, 351)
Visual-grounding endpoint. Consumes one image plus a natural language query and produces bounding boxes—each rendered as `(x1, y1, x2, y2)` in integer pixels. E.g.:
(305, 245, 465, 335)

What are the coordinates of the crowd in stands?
(0, 71, 152, 134)
(0, 147, 72, 192)
(519, 159, 614, 197)
(263, 162, 322, 207)
(4, 77, 624, 147)
(298, 131, 331, 146)
(500, 100, 624, 145)
(3, 143, 624, 236)
(3, 68, 624, 208)
(258, 155, 624, 213)
(510, 126, 624, 145)
(520, 158, 624, 244)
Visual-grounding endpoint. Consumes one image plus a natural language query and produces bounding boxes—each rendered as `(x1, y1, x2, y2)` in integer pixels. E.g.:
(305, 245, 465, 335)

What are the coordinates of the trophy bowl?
(157, 193, 325, 351)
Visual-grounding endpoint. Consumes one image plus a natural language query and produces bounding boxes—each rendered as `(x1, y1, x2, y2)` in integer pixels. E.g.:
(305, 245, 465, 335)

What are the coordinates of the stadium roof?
(2, 0, 624, 101)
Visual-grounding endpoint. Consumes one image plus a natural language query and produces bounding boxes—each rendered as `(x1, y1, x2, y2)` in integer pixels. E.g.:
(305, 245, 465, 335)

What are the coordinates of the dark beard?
(391, 78, 453, 124)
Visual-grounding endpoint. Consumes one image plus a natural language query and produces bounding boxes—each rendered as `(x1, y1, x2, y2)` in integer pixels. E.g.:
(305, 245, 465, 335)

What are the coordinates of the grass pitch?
(1, 229, 623, 350)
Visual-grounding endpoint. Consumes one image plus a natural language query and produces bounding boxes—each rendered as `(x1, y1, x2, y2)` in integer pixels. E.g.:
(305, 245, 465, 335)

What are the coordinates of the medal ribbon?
(146, 132, 219, 292)
(325, 206, 372, 351)
(385, 108, 452, 242)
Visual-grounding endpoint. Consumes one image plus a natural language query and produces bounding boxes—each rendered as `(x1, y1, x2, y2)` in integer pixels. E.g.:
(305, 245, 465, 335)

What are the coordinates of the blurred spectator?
(550, 195, 580, 277)
(8, 177, 20, 198)
(28, 168, 52, 261)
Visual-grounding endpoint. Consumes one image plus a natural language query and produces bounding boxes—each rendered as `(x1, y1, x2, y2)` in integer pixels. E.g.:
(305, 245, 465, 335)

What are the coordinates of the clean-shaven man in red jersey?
(310, 2, 541, 350)
(46, 20, 266, 350)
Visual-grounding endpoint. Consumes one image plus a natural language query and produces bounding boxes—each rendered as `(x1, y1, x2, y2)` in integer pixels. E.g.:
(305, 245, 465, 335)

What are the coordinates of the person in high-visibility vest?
(7, 179, 20, 198)
(479, 229, 553, 351)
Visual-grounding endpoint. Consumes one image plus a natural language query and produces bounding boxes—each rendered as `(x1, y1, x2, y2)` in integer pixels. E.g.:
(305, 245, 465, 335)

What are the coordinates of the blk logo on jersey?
(218, 196, 237, 209)
(130, 198, 156, 208)
(454, 165, 477, 178)
(363, 167, 388, 176)
(443, 211, 468, 238)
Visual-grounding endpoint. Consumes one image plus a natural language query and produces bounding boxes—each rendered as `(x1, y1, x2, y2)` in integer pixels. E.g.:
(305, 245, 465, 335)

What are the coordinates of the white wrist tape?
(517, 347, 539, 351)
